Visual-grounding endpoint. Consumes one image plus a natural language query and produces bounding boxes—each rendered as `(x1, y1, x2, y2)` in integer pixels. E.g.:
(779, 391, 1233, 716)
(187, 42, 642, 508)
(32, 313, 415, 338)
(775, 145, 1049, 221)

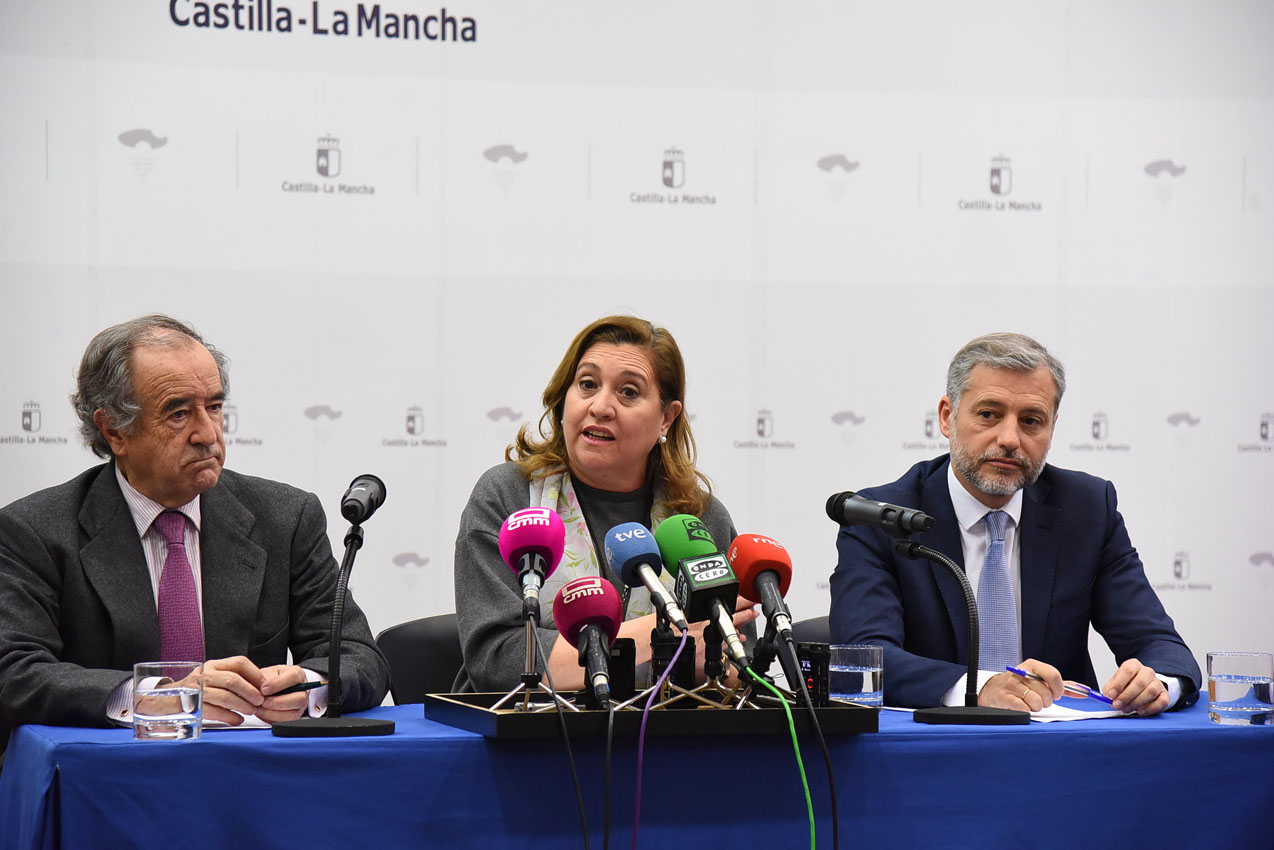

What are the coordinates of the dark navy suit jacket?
(829, 455, 1201, 708)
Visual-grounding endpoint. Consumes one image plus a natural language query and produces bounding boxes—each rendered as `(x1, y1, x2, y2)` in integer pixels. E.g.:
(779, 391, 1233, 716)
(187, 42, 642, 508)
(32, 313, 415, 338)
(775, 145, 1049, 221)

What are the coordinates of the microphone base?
(913, 706, 1030, 726)
(270, 717, 396, 737)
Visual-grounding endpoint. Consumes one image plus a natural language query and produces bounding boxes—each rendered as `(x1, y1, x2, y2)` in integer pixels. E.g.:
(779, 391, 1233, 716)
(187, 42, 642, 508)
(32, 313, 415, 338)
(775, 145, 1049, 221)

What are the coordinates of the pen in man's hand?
(1005, 665, 1114, 705)
(271, 680, 327, 696)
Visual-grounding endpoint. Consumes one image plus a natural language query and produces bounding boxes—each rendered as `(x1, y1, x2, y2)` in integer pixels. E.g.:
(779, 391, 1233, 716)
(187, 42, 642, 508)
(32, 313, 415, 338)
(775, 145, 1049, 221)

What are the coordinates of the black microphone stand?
(681, 621, 745, 707)
(272, 522, 396, 737)
(894, 539, 1029, 726)
(620, 609, 700, 710)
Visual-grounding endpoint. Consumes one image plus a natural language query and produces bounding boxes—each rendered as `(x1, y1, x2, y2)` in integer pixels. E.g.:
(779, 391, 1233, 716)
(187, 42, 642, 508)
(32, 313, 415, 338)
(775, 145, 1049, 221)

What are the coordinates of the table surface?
(3, 699, 1272, 850)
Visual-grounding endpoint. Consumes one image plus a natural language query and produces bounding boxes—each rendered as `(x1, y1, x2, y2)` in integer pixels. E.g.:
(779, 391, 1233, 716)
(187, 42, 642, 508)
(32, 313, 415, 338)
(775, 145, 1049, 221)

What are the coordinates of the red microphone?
(498, 508, 566, 623)
(727, 534, 794, 637)
(554, 576, 623, 707)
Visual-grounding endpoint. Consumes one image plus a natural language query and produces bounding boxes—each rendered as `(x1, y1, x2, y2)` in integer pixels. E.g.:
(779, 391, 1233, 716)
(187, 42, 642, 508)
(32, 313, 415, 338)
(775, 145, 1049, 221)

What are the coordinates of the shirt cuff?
(941, 670, 1000, 706)
(1157, 672, 1183, 709)
(107, 677, 137, 725)
(302, 668, 329, 717)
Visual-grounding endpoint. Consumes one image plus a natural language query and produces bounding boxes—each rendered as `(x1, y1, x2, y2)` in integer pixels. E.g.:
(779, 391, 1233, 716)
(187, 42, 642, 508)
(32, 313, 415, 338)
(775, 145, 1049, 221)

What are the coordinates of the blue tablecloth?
(2, 701, 1271, 849)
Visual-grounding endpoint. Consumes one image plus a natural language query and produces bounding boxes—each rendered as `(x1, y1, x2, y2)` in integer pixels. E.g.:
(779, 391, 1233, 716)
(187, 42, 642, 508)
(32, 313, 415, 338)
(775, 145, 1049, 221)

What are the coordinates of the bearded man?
(829, 332, 1200, 714)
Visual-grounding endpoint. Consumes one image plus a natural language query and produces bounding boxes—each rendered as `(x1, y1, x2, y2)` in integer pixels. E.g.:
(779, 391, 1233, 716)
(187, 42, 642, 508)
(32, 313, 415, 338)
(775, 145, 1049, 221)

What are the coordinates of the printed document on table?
(1029, 696, 1136, 722)
(202, 713, 271, 730)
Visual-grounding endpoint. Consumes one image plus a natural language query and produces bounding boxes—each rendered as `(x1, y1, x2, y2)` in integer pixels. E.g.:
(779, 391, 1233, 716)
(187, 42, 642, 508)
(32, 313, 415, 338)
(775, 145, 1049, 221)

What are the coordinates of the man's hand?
(256, 664, 312, 722)
(979, 659, 1064, 711)
(1103, 658, 1169, 716)
(200, 657, 311, 724)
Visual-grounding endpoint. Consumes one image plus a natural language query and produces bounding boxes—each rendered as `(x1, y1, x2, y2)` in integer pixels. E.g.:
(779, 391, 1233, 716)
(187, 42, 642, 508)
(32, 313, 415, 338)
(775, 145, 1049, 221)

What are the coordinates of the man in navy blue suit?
(830, 333, 1200, 714)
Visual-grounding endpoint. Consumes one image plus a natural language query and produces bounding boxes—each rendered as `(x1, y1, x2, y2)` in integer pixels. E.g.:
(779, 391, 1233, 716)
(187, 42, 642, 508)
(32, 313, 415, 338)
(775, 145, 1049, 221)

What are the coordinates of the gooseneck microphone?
(498, 508, 566, 624)
(271, 474, 393, 738)
(341, 474, 386, 524)
(653, 514, 749, 669)
(826, 488, 1028, 726)
(727, 534, 794, 638)
(826, 491, 934, 538)
(604, 522, 689, 632)
(554, 576, 624, 709)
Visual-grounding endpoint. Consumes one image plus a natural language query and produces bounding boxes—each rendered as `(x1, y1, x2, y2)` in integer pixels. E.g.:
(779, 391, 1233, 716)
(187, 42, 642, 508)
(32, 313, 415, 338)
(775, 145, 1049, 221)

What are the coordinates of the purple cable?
(630, 630, 688, 850)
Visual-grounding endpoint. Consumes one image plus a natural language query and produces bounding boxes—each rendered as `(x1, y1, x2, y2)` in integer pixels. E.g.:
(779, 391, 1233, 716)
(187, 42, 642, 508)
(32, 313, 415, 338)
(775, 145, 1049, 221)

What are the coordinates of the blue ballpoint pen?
(1005, 665, 1115, 705)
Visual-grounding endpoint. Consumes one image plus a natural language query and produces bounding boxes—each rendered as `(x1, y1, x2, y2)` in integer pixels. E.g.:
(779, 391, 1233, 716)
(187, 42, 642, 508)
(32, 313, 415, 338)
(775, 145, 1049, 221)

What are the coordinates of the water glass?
(830, 644, 883, 706)
(133, 661, 204, 740)
(1207, 651, 1273, 726)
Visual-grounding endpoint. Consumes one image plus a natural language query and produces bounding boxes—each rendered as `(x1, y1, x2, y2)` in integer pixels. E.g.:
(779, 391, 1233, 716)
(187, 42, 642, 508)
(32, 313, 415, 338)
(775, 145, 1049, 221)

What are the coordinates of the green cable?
(746, 667, 815, 850)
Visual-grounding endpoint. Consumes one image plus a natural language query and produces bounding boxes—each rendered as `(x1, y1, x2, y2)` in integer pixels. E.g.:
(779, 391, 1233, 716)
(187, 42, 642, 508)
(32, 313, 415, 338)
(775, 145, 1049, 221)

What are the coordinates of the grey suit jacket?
(0, 463, 389, 748)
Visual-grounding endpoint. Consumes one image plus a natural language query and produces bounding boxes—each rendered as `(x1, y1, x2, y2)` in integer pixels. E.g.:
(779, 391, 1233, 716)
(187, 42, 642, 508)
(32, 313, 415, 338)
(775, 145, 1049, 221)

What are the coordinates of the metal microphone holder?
(489, 596, 578, 714)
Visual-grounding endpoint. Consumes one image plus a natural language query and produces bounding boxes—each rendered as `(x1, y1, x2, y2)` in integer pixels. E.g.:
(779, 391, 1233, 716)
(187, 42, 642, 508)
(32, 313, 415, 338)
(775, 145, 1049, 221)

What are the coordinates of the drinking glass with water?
(133, 661, 204, 740)
(830, 644, 883, 707)
(1207, 651, 1273, 726)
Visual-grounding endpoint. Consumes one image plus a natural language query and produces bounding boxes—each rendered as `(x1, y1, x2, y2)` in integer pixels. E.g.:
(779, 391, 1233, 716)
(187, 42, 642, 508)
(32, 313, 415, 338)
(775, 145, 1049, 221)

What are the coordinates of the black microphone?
(341, 474, 387, 524)
(826, 490, 934, 538)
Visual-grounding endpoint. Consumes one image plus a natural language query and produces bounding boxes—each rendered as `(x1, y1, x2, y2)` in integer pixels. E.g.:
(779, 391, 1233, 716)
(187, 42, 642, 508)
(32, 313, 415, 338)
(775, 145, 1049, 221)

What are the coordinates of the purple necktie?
(154, 511, 204, 663)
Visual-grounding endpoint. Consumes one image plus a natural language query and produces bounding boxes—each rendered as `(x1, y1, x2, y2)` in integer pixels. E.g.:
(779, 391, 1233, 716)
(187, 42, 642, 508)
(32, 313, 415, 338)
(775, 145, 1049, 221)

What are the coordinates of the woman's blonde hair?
(507, 315, 710, 516)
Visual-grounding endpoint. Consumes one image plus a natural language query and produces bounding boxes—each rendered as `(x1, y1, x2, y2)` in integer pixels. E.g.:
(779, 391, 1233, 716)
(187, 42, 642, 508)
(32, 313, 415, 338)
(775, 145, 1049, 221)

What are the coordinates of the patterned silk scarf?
(531, 471, 675, 630)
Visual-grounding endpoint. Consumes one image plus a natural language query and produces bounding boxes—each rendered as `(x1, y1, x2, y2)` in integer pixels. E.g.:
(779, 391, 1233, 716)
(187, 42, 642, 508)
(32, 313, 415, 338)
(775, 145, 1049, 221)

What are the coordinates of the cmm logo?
(506, 507, 553, 530)
(561, 576, 606, 604)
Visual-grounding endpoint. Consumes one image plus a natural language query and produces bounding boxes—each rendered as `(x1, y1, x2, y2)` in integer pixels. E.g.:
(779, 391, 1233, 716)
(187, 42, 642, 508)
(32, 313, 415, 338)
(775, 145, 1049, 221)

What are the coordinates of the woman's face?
(561, 342, 681, 492)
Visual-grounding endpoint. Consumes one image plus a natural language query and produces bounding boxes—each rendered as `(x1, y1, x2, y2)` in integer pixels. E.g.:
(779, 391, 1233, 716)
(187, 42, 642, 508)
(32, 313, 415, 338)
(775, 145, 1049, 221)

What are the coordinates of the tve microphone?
(603, 522, 688, 632)
(727, 534, 794, 638)
(653, 514, 749, 668)
(826, 491, 934, 538)
(554, 576, 623, 708)
(341, 474, 387, 524)
(498, 507, 566, 623)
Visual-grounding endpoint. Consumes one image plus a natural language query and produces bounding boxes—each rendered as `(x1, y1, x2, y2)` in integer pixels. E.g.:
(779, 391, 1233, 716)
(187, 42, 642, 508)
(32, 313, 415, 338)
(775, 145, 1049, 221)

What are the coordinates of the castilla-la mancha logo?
(662, 146, 685, 189)
(317, 136, 341, 178)
(21, 402, 40, 433)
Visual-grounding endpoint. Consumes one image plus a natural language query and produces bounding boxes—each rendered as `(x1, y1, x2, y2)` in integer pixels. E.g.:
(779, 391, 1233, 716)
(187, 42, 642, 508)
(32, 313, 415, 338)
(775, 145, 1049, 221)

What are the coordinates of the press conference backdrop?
(2, 2, 1271, 686)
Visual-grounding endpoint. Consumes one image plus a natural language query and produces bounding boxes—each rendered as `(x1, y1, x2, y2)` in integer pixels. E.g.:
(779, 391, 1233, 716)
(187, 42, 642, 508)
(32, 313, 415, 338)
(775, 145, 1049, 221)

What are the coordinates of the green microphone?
(653, 514, 748, 668)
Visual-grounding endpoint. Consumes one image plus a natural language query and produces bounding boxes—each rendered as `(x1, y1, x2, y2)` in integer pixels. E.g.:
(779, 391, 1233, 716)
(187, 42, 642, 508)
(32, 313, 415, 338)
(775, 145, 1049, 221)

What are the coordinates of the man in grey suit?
(0, 315, 389, 755)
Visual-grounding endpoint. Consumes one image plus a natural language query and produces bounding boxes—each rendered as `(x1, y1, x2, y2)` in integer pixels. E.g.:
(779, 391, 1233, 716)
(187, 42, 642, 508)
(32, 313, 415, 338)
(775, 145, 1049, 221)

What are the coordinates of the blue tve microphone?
(604, 522, 688, 632)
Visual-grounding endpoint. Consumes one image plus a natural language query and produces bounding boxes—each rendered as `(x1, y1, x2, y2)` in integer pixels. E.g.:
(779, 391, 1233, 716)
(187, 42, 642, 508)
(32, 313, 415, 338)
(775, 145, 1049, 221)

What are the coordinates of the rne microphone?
(826, 490, 934, 538)
(498, 507, 566, 624)
(653, 514, 749, 669)
(341, 474, 387, 524)
(603, 522, 688, 632)
(727, 534, 794, 638)
(554, 576, 623, 709)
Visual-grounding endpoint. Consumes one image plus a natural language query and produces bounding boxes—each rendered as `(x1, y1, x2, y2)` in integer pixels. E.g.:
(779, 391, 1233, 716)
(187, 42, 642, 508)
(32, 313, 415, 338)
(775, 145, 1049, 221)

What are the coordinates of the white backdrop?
(2, 1, 1272, 684)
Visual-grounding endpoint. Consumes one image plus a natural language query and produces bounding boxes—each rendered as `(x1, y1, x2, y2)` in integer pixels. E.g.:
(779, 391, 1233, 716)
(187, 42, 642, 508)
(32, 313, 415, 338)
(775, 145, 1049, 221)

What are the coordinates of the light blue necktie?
(976, 510, 1018, 672)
